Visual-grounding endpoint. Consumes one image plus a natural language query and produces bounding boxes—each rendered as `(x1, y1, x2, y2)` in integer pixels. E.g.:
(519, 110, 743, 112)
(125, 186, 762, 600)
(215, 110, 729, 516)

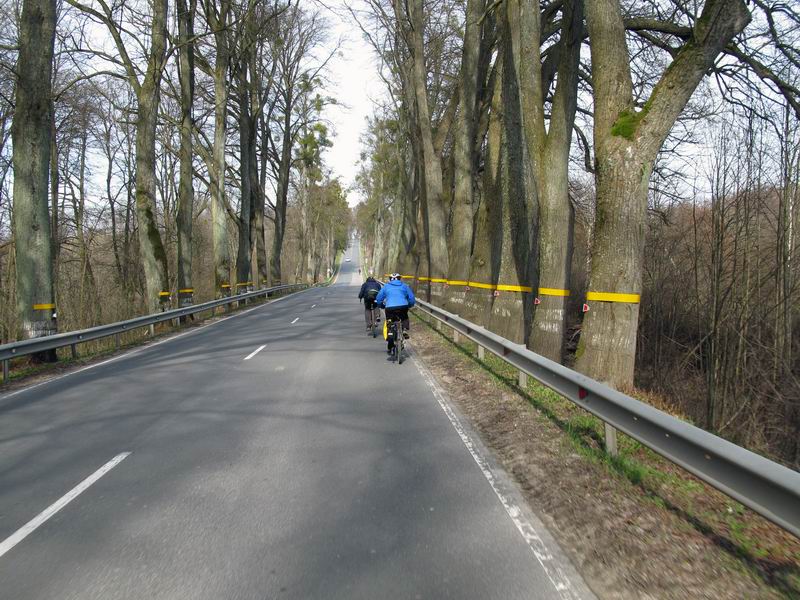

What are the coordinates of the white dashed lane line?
(0, 452, 132, 560)
(291, 318, 300, 324)
(244, 345, 266, 361)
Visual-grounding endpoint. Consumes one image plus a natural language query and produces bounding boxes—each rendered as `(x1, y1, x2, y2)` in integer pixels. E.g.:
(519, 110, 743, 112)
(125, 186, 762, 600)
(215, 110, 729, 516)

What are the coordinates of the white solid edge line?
(0, 452, 131, 560)
(291, 317, 300, 324)
(412, 356, 583, 600)
(0, 287, 315, 403)
(244, 344, 266, 361)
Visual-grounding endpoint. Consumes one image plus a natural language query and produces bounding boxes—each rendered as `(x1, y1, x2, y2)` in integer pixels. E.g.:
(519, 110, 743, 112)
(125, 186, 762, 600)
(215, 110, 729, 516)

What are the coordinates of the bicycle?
(367, 304, 380, 338)
(386, 316, 405, 364)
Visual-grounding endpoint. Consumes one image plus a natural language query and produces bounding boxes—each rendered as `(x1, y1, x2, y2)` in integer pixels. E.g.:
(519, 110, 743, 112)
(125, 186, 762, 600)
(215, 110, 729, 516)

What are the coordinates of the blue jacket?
(376, 279, 415, 308)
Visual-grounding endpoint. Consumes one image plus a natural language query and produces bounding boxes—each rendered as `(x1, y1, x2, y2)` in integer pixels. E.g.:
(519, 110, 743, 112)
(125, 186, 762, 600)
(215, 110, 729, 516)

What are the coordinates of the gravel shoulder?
(410, 313, 800, 599)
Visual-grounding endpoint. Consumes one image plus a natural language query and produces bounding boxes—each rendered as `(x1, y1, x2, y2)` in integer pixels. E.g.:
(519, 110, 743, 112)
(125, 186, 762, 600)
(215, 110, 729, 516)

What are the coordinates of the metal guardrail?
(414, 298, 800, 538)
(0, 283, 309, 368)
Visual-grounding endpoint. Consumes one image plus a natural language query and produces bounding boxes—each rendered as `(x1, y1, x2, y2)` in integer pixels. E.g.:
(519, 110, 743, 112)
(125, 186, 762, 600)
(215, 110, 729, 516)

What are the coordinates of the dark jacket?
(358, 278, 382, 301)
(376, 279, 415, 308)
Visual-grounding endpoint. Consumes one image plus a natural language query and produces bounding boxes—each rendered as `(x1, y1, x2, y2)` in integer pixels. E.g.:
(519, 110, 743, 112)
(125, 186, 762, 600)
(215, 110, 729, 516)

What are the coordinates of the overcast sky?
(319, 0, 387, 207)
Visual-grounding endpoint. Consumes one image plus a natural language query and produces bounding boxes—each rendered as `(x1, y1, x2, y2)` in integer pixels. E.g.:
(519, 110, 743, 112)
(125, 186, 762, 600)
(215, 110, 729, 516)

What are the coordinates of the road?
(0, 243, 593, 600)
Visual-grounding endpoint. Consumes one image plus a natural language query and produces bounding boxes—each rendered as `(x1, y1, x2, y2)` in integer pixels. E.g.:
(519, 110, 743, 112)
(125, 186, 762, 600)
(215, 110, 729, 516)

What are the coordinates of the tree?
(446, 0, 486, 311)
(575, 0, 751, 388)
(200, 0, 233, 297)
(176, 0, 197, 308)
(517, 0, 583, 361)
(265, 4, 331, 285)
(391, 0, 450, 301)
(66, 0, 173, 312)
(12, 0, 58, 354)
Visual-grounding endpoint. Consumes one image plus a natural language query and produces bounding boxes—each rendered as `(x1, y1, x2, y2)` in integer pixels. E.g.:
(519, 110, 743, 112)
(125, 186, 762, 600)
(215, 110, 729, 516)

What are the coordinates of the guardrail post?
(178, 290, 194, 324)
(604, 423, 619, 457)
(149, 324, 155, 337)
(518, 370, 528, 389)
(115, 334, 121, 351)
(2, 359, 8, 383)
(477, 345, 485, 360)
(435, 320, 442, 332)
(70, 344, 77, 359)
(453, 329, 460, 343)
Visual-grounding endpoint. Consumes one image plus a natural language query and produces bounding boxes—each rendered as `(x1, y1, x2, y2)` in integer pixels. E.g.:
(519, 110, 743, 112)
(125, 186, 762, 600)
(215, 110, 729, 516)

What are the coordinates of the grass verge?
(413, 311, 800, 596)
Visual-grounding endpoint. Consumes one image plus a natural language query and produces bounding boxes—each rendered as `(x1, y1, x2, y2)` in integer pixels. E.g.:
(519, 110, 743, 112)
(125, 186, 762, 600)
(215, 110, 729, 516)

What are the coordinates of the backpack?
(366, 287, 379, 301)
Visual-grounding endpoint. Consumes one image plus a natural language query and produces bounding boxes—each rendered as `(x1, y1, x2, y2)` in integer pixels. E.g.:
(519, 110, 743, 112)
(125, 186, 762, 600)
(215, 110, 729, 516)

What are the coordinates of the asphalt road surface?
(0, 243, 594, 600)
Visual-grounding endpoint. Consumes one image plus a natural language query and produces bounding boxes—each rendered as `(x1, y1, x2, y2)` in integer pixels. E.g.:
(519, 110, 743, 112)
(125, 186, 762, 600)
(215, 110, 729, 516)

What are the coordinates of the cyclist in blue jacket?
(376, 273, 415, 353)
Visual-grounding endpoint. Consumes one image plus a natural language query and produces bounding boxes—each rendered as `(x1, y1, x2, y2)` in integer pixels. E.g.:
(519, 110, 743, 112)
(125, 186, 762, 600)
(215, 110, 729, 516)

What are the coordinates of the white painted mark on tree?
(291, 318, 300, 324)
(244, 345, 266, 360)
(0, 452, 131, 559)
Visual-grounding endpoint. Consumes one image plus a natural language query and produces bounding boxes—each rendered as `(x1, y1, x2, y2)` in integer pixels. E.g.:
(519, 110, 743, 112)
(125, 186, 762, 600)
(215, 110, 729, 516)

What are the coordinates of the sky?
(318, 1, 388, 207)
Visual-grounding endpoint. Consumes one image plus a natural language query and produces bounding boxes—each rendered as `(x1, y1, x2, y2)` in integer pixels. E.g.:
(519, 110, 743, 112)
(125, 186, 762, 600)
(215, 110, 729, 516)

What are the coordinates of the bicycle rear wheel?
(397, 329, 405, 364)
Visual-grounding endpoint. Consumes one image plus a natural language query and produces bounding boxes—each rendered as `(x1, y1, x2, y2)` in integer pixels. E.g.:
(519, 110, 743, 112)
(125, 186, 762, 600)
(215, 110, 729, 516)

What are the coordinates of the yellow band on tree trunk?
(538, 287, 570, 297)
(496, 284, 532, 292)
(586, 291, 640, 303)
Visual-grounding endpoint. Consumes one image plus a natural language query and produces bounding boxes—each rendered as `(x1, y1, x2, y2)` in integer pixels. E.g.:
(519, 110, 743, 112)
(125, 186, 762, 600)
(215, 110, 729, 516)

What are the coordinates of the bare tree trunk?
(70, 130, 100, 326)
(12, 0, 57, 356)
(404, 0, 449, 299)
(447, 0, 486, 313)
(130, 0, 171, 313)
(488, 18, 534, 344)
(256, 114, 269, 287)
(575, 0, 750, 389)
(372, 208, 387, 277)
(49, 110, 60, 286)
(209, 0, 232, 297)
(402, 158, 422, 278)
(235, 57, 254, 290)
(246, 45, 261, 290)
(465, 58, 503, 327)
(396, 109, 421, 278)
(300, 164, 311, 282)
(529, 0, 582, 361)
(775, 104, 797, 379)
(270, 105, 292, 285)
(176, 0, 196, 310)
(386, 153, 407, 271)
(236, 99, 252, 291)
(102, 114, 124, 288)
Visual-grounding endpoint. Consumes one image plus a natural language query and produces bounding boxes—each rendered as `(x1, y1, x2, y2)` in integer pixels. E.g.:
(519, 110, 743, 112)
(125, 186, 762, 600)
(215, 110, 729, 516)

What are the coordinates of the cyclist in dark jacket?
(358, 276, 383, 331)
